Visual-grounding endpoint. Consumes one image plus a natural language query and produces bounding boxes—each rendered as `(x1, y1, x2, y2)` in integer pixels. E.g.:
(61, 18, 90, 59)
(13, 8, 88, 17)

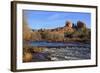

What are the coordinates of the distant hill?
(32, 21, 87, 34)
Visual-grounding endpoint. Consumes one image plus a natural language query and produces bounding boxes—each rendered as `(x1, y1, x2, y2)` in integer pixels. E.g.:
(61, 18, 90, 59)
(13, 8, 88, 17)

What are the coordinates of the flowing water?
(27, 41, 91, 61)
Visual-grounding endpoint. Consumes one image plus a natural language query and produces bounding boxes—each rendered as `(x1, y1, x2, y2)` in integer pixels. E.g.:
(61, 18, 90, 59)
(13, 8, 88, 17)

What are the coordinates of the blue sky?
(23, 10, 91, 30)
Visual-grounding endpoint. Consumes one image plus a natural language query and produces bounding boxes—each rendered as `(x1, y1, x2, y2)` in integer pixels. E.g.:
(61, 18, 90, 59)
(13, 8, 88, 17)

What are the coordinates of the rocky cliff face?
(65, 21, 72, 28)
(50, 21, 74, 33)
(77, 21, 86, 29)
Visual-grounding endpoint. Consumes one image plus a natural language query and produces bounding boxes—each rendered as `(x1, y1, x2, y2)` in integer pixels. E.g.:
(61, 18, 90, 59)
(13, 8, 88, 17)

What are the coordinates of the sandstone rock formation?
(77, 21, 86, 29)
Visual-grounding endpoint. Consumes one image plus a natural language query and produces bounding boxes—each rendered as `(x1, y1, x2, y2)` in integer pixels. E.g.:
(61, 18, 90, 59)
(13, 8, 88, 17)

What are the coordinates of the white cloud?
(47, 13, 60, 20)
